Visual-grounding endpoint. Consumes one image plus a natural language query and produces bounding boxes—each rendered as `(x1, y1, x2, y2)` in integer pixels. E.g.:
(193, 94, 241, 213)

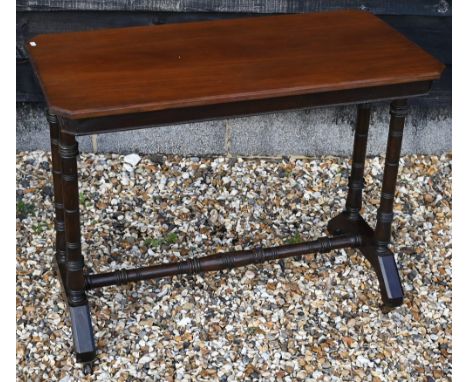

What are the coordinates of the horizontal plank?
(16, 0, 452, 16)
(382, 15, 451, 66)
(418, 64, 451, 107)
(17, 59, 43, 102)
(16, 11, 452, 63)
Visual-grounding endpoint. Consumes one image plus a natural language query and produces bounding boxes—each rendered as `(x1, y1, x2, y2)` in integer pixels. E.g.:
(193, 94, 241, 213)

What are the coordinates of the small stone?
(244, 270, 255, 279)
(15, 151, 452, 381)
(424, 194, 434, 203)
(209, 209, 219, 225)
(356, 355, 371, 367)
(123, 163, 134, 172)
(148, 154, 165, 165)
(138, 355, 152, 365)
(124, 153, 141, 167)
(296, 370, 307, 379)
(408, 270, 418, 280)
(177, 317, 191, 327)
(41, 186, 53, 197)
(40, 161, 50, 171)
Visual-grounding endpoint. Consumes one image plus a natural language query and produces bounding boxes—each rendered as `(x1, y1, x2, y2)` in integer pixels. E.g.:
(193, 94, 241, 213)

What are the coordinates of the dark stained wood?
(47, 112, 67, 297)
(26, 10, 444, 120)
(327, 211, 404, 307)
(327, 99, 408, 308)
(17, 12, 453, 64)
(17, 13, 452, 106)
(16, 11, 264, 60)
(62, 81, 432, 136)
(16, 0, 452, 16)
(86, 234, 362, 289)
(16, 64, 452, 106)
(17, 12, 452, 105)
(59, 131, 87, 307)
(345, 104, 370, 219)
(35, 10, 445, 367)
(374, 99, 408, 248)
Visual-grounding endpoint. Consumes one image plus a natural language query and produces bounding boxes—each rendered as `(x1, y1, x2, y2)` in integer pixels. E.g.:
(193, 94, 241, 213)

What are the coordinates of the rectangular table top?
(27, 10, 444, 120)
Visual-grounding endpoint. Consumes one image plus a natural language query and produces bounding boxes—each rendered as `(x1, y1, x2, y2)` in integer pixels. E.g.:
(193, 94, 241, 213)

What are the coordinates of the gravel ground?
(16, 151, 451, 381)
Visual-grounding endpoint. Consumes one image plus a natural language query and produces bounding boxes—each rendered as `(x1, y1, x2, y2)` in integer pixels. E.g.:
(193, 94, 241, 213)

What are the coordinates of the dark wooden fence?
(16, 0, 451, 107)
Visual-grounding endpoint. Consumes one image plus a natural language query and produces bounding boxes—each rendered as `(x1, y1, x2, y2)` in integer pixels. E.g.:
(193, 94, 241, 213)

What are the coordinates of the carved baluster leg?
(47, 112, 67, 297)
(372, 99, 407, 307)
(59, 126, 96, 370)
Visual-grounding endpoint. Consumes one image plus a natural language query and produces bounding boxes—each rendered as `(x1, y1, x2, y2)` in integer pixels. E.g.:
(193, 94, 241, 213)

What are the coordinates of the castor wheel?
(83, 362, 94, 375)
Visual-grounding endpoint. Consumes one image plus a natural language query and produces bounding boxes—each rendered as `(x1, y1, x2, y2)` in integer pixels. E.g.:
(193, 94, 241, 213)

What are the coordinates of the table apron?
(59, 81, 432, 136)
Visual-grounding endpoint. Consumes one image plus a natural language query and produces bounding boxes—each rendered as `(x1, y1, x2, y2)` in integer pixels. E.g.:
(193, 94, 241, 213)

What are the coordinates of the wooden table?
(27, 10, 444, 372)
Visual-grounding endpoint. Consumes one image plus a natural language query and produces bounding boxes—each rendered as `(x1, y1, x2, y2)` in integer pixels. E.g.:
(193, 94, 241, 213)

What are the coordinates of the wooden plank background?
(16, 1, 452, 106)
(16, 0, 452, 15)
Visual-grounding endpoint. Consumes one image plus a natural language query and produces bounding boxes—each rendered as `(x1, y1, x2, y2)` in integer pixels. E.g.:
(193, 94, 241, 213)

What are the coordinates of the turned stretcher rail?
(85, 234, 362, 289)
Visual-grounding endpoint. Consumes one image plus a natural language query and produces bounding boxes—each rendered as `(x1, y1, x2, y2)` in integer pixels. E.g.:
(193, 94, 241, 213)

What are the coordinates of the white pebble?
(244, 270, 256, 279)
(177, 317, 191, 327)
(124, 153, 141, 167)
(138, 355, 152, 364)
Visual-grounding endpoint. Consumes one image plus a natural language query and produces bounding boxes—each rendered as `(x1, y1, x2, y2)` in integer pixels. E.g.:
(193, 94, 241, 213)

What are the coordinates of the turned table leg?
(47, 112, 67, 298)
(328, 103, 372, 236)
(345, 103, 371, 220)
(59, 127, 96, 369)
(328, 100, 406, 309)
(371, 99, 407, 306)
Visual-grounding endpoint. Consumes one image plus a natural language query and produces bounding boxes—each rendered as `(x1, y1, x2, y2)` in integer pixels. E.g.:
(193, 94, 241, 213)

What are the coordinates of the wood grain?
(27, 10, 444, 119)
(17, 12, 452, 63)
(17, 0, 452, 16)
(17, 12, 451, 104)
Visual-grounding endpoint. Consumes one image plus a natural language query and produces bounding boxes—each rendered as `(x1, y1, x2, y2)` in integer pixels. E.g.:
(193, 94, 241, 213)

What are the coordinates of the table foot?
(370, 251, 404, 309)
(69, 304, 96, 364)
(327, 211, 404, 308)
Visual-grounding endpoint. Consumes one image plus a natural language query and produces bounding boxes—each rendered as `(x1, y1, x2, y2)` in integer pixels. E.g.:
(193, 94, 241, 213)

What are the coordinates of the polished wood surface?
(27, 10, 444, 119)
